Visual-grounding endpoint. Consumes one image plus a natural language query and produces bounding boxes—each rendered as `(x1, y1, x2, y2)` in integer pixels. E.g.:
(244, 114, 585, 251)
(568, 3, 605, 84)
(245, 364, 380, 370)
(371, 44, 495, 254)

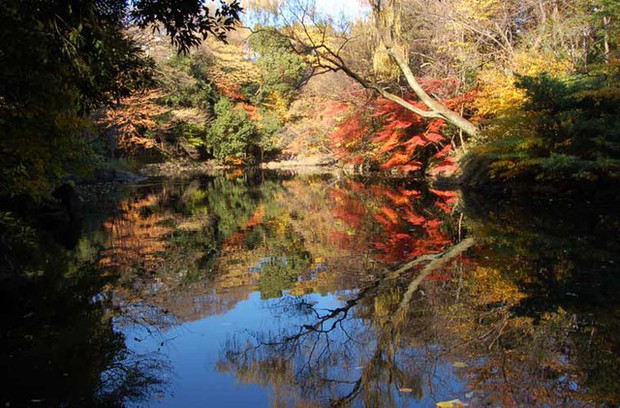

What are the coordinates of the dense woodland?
(1, 2, 620, 406)
(1, 0, 619, 224)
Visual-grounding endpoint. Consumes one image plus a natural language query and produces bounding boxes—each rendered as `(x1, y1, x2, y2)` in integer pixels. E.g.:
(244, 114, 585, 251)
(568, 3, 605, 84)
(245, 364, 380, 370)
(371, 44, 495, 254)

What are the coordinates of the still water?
(2, 171, 619, 407)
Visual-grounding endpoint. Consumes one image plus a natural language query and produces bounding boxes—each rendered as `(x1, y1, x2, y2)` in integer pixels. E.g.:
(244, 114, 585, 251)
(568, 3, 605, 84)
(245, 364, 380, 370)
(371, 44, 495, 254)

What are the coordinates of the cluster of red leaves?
(236, 102, 260, 121)
(328, 100, 375, 165)
(222, 206, 265, 251)
(329, 181, 460, 266)
(216, 82, 246, 101)
(329, 78, 474, 174)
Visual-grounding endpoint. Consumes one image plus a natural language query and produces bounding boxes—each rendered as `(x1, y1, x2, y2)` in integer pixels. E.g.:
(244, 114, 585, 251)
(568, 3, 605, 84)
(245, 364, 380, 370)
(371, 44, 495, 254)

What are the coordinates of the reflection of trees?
(214, 178, 471, 406)
(99, 173, 288, 321)
(259, 256, 311, 299)
(218, 239, 474, 407)
(0, 234, 170, 407)
(217, 184, 620, 407)
(329, 180, 459, 264)
(459, 192, 620, 406)
(38, 171, 618, 406)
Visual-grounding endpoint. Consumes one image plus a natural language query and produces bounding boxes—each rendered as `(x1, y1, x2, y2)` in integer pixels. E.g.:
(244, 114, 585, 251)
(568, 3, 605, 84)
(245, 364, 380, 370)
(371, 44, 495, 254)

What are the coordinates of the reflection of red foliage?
(429, 189, 459, 213)
(222, 206, 265, 250)
(330, 181, 458, 265)
(329, 78, 474, 174)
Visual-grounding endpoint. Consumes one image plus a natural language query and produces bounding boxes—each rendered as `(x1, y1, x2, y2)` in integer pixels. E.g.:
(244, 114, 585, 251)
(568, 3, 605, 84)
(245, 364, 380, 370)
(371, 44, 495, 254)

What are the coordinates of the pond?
(2, 170, 620, 407)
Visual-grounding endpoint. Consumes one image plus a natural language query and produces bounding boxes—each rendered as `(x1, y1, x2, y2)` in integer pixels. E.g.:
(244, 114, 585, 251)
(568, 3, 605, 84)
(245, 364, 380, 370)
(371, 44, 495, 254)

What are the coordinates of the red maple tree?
(329, 78, 475, 174)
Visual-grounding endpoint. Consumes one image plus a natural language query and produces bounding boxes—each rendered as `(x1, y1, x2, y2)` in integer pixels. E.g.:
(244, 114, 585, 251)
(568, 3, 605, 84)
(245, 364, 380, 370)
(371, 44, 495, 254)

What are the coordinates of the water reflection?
(3, 171, 619, 407)
(0, 230, 170, 407)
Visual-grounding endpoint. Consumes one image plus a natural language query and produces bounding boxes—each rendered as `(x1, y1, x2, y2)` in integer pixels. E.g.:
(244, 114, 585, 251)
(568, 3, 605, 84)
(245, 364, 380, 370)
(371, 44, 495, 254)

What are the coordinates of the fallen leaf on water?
(436, 399, 467, 407)
(398, 388, 414, 393)
(452, 361, 468, 368)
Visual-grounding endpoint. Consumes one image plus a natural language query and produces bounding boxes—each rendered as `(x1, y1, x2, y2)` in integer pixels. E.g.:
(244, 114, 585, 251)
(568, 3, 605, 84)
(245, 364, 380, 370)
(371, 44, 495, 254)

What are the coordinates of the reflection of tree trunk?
(241, 232, 475, 405)
(333, 240, 475, 406)
(394, 238, 475, 320)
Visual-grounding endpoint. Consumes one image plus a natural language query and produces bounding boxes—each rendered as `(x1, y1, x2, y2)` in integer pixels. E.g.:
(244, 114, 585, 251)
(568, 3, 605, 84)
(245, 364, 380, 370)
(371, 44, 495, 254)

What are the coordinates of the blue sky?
(315, 0, 369, 21)
(241, 0, 369, 24)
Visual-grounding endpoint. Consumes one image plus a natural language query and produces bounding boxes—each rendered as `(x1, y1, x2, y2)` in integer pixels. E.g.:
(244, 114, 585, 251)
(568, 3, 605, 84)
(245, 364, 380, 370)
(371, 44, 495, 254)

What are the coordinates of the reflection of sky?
(124, 292, 468, 407)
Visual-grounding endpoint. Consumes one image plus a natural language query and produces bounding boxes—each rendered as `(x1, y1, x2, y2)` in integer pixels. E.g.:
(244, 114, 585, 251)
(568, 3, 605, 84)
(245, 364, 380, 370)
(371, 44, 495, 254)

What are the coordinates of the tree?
(132, 0, 243, 53)
(248, 27, 310, 109)
(248, 0, 480, 137)
(0, 0, 242, 203)
(207, 97, 258, 162)
(330, 78, 471, 174)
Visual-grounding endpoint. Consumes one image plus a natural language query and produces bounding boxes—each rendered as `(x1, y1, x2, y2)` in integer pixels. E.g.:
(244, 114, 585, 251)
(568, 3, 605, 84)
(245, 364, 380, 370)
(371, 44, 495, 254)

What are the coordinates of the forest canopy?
(1, 0, 619, 210)
(0, 0, 241, 202)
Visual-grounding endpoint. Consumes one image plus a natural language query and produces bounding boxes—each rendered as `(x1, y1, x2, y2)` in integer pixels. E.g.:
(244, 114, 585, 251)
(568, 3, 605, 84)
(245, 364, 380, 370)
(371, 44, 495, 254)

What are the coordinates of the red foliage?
(328, 100, 376, 164)
(236, 102, 260, 121)
(217, 82, 246, 101)
(328, 78, 474, 174)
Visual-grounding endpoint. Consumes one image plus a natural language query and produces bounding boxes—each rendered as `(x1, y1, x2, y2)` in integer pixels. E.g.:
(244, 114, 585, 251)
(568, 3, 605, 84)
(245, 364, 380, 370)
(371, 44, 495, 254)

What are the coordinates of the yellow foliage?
(513, 51, 574, 78)
(96, 91, 167, 153)
(373, 43, 407, 81)
(473, 51, 574, 117)
(202, 34, 261, 97)
(469, 266, 526, 305)
(263, 90, 291, 121)
(473, 68, 527, 117)
(454, 0, 502, 23)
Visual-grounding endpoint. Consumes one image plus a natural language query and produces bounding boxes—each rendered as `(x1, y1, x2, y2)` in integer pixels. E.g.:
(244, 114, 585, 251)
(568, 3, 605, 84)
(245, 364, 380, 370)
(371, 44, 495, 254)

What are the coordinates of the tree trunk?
(369, 0, 479, 137)
(385, 47, 479, 137)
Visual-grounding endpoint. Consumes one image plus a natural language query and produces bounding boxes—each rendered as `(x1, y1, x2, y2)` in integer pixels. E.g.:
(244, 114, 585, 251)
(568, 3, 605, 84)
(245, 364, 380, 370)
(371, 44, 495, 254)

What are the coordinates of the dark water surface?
(2, 171, 620, 407)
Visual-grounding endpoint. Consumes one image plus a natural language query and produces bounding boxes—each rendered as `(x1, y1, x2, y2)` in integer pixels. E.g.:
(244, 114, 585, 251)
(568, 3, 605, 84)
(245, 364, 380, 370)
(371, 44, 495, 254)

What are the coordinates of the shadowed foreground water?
(2, 171, 619, 407)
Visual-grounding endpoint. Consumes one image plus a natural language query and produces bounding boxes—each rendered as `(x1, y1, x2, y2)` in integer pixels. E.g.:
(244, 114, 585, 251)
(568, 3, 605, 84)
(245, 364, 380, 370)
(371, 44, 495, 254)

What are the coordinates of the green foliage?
(158, 52, 218, 109)
(0, 0, 152, 203)
(0, 0, 241, 205)
(249, 28, 309, 107)
(468, 61, 620, 183)
(589, 0, 620, 58)
(169, 121, 209, 148)
(207, 98, 258, 162)
(0, 212, 38, 275)
(257, 110, 284, 157)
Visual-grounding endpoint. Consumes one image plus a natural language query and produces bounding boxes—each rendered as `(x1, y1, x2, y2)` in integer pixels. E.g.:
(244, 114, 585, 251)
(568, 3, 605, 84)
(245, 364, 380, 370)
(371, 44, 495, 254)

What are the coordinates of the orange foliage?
(96, 91, 167, 153)
(329, 78, 474, 173)
(236, 102, 261, 121)
(329, 181, 456, 265)
(99, 194, 173, 271)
